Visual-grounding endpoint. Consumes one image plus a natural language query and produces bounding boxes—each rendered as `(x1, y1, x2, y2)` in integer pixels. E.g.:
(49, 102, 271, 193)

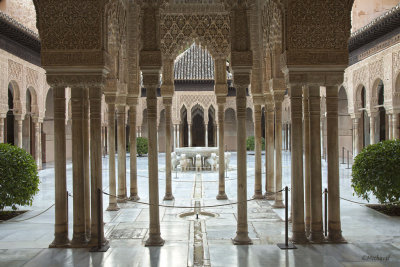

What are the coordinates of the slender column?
(326, 86, 345, 242)
(370, 113, 376, 145)
(106, 100, 119, 211)
(129, 102, 140, 201)
(309, 85, 324, 243)
(205, 123, 208, 147)
(38, 122, 42, 169)
(16, 116, 23, 148)
(394, 113, 399, 139)
(216, 124, 219, 147)
(217, 101, 227, 200)
(353, 118, 360, 155)
(0, 116, 4, 143)
(164, 99, 174, 200)
(117, 105, 127, 202)
(264, 100, 275, 199)
(177, 125, 180, 148)
(173, 125, 177, 149)
(70, 87, 88, 246)
(288, 86, 307, 243)
(253, 104, 263, 199)
(89, 86, 107, 246)
(233, 80, 252, 245)
(33, 120, 41, 167)
(144, 74, 164, 246)
(303, 87, 311, 236)
(188, 124, 192, 147)
(82, 88, 91, 239)
(388, 114, 393, 140)
(272, 96, 285, 208)
(49, 86, 69, 247)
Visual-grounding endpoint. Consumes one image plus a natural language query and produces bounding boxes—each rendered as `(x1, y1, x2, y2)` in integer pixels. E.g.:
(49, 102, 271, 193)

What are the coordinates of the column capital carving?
(284, 71, 344, 87)
(104, 94, 117, 105)
(163, 97, 173, 106)
(142, 71, 161, 88)
(216, 96, 226, 105)
(46, 71, 106, 89)
(269, 78, 286, 91)
(252, 95, 264, 105)
(233, 72, 251, 89)
(127, 96, 138, 106)
(272, 91, 286, 103)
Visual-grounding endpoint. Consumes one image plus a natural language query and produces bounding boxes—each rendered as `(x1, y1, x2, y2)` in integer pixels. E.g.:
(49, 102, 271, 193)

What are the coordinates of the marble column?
(217, 101, 227, 200)
(89, 86, 106, 246)
(144, 74, 164, 246)
(129, 101, 140, 201)
(233, 79, 252, 245)
(353, 118, 360, 155)
(70, 87, 88, 247)
(216, 124, 219, 147)
(177, 125, 180, 148)
(117, 105, 127, 202)
(326, 86, 345, 242)
(388, 114, 393, 140)
(16, 116, 23, 148)
(393, 113, 399, 139)
(33, 120, 41, 167)
(370, 113, 376, 145)
(253, 104, 263, 199)
(303, 87, 311, 236)
(173, 125, 177, 149)
(164, 98, 174, 201)
(82, 88, 91, 239)
(0, 116, 4, 143)
(272, 96, 285, 208)
(264, 100, 275, 200)
(290, 86, 307, 243)
(188, 124, 192, 147)
(49, 86, 69, 247)
(106, 99, 119, 211)
(38, 122, 43, 170)
(309, 85, 324, 243)
(205, 123, 208, 147)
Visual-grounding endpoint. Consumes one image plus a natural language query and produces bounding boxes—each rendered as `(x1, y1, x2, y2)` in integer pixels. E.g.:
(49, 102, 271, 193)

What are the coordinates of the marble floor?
(0, 151, 399, 266)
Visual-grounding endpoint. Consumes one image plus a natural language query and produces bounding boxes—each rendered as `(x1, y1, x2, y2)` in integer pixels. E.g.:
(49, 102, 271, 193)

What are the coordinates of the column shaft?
(233, 85, 252, 245)
(49, 87, 69, 247)
(129, 104, 140, 201)
(164, 103, 174, 200)
(265, 104, 275, 199)
(272, 100, 284, 208)
(370, 115, 375, 145)
(16, 118, 23, 148)
(326, 86, 344, 242)
(290, 87, 307, 243)
(394, 114, 399, 139)
(70, 87, 87, 246)
(0, 117, 4, 143)
(82, 88, 91, 239)
(253, 104, 263, 199)
(309, 85, 324, 243)
(106, 103, 119, 211)
(188, 124, 192, 147)
(89, 87, 106, 246)
(353, 118, 360, 155)
(117, 106, 127, 202)
(34, 121, 41, 167)
(217, 103, 227, 200)
(205, 124, 208, 147)
(303, 87, 311, 236)
(389, 114, 393, 140)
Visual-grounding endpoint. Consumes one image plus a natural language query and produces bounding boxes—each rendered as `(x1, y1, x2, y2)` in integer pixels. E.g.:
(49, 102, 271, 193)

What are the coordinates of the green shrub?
(137, 137, 148, 156)
(351, 140, 400, 204)
(0, 144, 39, 210)
(246, 136, 265, 151)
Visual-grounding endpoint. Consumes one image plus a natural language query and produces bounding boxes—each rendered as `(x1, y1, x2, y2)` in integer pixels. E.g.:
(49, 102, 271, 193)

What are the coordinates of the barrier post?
(346, 150, 351, 169)
(324, 188, 328, 237)
(341, 147, 345, 164)
(277, 186, 297, 249)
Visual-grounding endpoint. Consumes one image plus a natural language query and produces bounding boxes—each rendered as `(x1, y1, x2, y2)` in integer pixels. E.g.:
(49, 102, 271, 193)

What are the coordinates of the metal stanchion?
(341, 147, 345, 164)
(277, 186, 297, 250)
(90, 188, 109, 252)
(346, 150, 351, 169)
(324, 188, 328, 237)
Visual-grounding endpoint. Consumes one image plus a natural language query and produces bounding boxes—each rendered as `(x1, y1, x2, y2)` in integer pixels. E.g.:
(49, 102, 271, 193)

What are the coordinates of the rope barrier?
(339, 197, 400, 206)
(5, 204, 55, 222)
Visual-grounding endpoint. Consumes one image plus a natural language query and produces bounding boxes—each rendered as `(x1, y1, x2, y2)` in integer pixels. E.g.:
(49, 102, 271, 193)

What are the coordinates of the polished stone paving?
(0, 151, 399, 266)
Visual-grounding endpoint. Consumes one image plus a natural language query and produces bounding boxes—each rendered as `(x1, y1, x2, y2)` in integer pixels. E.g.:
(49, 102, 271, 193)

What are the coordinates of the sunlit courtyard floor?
(0, 151, 399, 266)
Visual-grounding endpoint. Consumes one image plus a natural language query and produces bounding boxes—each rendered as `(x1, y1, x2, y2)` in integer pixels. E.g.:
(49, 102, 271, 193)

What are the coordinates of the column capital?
(162, 97, 173, 106)
(252, 95, 264, 105)
(127, 96, 138, 106)
(104, 93, 117, 105)
(272, 91, 286, 103)
(216, 96, 226, 105)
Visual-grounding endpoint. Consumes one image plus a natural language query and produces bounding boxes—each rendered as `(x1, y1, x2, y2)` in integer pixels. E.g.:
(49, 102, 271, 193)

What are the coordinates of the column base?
(252, 191, 264, 199)
(106, 203, 120, 211)
(163, 194, 175, 201)
(233, 232, 253, 245)
(49, 234, 70, 248)
(305, 224, 311, 237)
(129, 194, 140, 201)
(309, 231, 325, 243)
(216, 192, 228, 200)
(264, 191, 275, 200)
(88, 237, 109, 248)
(117, 196, 127, 203)
(291, 231, 309, 244)
(70, 233, 88, 248)
(272, 200, 285, 208)
(145, 234, 165, 247)
(328, 231, 346, 243)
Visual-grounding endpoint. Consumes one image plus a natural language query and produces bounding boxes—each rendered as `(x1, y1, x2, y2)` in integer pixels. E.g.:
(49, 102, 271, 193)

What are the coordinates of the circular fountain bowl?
(178, 211, 219, 221)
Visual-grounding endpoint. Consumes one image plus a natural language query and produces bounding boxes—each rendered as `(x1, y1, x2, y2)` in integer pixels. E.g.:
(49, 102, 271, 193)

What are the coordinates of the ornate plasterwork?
(369, 59, 384, 84)
(26, 67, 39, 88)
(353, 66, 368, 90)
(8, 60, 23, 83)
(159, 12, 230, 59)
(394, 50, 400, 75)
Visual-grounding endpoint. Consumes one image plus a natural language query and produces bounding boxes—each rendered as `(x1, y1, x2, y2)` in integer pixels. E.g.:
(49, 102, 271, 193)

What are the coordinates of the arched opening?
(23, 88, 34, 155)
(338, 87, 352, 153)
(224, 108, 237, 151)
(6, 83, 15, 145)
(191, 104, 205, 147)
(43, 88, 54, 163)
(377, 81, 386, 142)
(208, 106, 216, 147)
